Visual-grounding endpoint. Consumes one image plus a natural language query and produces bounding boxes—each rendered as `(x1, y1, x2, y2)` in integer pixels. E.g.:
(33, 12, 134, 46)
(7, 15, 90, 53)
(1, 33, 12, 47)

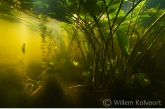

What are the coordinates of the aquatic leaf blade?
(116, 30, 130, 59)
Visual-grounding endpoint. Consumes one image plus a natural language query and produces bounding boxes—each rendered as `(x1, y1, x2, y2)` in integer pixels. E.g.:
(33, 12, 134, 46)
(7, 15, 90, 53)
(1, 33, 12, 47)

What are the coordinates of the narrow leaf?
(116, 30, 130, 59)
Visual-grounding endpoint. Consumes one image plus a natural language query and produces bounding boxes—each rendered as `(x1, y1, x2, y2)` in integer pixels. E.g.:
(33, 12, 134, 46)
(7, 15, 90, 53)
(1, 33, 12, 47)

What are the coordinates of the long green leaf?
(116, 30, 130, 59)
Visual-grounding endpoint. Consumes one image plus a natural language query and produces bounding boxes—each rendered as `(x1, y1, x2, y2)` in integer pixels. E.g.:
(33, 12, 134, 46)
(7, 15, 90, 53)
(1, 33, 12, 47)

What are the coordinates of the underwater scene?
(0, 0, 165, 108)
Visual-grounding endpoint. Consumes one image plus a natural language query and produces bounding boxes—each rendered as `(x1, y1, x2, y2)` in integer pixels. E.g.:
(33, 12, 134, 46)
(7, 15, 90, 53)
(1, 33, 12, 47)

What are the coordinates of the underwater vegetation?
(0, 0, 165, 108)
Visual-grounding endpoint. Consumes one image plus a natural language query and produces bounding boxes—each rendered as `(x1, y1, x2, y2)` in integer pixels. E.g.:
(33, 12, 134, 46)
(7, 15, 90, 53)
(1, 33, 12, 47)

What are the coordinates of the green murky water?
(0, 18, 42, 65)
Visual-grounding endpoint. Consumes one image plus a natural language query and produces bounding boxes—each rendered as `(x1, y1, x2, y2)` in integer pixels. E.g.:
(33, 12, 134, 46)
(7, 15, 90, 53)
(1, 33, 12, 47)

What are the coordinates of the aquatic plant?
(5, 0, 165, 88)
(59, 0, 165, 91)
(57, 0, 146, 89)
(18, 43, 27, 80)
(28, 74, 66, 107)
(0, 68, 28, 107)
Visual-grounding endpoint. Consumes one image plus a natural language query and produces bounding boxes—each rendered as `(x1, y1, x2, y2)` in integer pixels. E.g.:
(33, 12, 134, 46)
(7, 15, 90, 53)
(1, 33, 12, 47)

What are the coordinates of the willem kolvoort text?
(113, 100, 161, 106)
